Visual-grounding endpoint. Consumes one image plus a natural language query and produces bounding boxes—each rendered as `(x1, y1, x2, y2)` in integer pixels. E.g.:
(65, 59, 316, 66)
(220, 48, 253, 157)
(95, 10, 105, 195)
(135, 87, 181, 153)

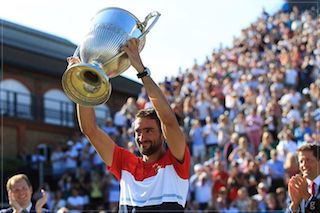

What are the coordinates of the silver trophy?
(62, 7, 160, 106)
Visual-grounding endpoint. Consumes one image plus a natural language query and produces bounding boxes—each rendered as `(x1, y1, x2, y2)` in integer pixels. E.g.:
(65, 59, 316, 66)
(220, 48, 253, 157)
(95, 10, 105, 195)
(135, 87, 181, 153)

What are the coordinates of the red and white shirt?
(107, 145, 190, 209)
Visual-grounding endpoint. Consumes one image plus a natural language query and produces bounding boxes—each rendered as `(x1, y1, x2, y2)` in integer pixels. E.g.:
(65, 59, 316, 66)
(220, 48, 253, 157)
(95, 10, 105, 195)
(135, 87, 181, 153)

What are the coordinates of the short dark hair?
(135, 108, 161, 130)
(298, 144, 320, 161)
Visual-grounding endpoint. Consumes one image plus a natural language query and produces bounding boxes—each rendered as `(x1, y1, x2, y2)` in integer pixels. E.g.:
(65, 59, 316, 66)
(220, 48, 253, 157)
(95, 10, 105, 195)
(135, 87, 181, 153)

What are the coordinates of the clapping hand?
(288, 174, 311, 211)
(35, 189, 48, 213)
(8, 190, 22, 212)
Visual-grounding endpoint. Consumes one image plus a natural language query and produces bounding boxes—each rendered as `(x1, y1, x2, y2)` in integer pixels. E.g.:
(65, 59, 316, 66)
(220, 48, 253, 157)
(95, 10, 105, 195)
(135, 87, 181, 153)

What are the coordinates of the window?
(0, 79, 32, 118)
(43, 89, 74, 127)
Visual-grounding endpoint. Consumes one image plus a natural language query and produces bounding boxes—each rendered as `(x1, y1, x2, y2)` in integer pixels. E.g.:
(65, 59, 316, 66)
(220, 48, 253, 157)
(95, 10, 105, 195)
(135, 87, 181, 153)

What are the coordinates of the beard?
(137, 137, 163, 156)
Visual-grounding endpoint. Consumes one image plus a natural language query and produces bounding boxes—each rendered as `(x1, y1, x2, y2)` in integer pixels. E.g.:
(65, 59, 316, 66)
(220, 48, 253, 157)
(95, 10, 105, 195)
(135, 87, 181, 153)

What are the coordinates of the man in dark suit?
(0, 174, 47, 213)
(287, 144, 320, 213)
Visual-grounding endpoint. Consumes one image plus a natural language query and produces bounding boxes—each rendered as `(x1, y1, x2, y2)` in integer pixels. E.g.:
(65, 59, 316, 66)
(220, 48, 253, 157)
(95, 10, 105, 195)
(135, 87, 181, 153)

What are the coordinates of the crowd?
(5, 3, 320, 213)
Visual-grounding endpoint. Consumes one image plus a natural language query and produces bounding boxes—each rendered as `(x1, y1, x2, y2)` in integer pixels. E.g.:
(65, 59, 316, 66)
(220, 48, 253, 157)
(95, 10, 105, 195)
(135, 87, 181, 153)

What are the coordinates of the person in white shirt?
(114, 107, 128, 135)
(276, 129, 298, 161)
(286, 105, 302, 124)
(279, 88, 301, 107)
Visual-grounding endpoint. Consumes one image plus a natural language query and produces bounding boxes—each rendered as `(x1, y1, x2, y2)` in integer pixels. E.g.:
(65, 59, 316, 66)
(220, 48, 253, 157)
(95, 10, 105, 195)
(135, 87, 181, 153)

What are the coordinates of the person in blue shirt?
(294, 119, 312, 146)
(267, 149, 285, 192)
(189, 119, 205, 163)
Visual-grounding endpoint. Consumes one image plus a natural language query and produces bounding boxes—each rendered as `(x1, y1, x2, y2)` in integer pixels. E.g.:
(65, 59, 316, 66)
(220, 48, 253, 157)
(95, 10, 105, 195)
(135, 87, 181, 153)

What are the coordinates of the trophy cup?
(62, 7, 160, 106)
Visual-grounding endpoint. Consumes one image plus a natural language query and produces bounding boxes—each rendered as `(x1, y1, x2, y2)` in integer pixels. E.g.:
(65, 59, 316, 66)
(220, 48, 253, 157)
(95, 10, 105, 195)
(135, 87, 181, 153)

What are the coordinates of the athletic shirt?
(107, 145, 190, 212)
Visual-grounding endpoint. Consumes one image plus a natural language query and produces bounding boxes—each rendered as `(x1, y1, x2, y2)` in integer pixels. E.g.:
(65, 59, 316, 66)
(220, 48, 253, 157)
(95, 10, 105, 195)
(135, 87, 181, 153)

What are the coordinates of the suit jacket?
(0, 207, 13, 213)
(0, 204, 49, 213)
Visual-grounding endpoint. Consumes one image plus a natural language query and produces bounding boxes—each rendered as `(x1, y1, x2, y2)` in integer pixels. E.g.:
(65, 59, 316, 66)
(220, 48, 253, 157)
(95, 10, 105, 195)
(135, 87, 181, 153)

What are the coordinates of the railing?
(0, 89, 110, 127)
(44, 97, 75, 127)
(0, 89, 34, 119)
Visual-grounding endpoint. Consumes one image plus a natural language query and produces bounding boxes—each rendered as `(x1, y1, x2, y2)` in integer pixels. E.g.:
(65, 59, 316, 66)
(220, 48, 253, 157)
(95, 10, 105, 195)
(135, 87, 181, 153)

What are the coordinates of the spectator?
(244, 160, 265, 196)
(252, 182, 268, 211)
(217, 114, 232, 150)
(50, 144, 66, 181)
(113, 107, 128, 136)
(189, 119, 205, 163)
(231, 187, 251, 212)
(276, 129, 298, 161)
(233, 111, 247, 137)
(259, 131, 277, 159)
(211, 161, 229, 199)
(223, 132, 239, 165)
(64, 141, 78, 175)
(265, 193, 282, 212)
(257, 151, 270, 177)
(203, 116, 219, 157)
(103, 173, 120, 212)
(195, 93, 211, 126)
(245, 107, 263, 154)
(191, 171, 212, 211)
(101, 118, 120, 143)
(210, 97, 225, 123)
(51, 190, 67, 213)
(121, 97, 139, 124)
(66, 187, 85, 213)
(189, 163, 203, 210)
(294, 119, 313, 146)
(215, 186, 239, 213)
(287, 144, 320, 213)
(275, 187, 287, 210)
(78, 143, 92, 172)
(267, 150, 285, 192)
(1, 174, 48, 213)
(89, 172, 104, 210)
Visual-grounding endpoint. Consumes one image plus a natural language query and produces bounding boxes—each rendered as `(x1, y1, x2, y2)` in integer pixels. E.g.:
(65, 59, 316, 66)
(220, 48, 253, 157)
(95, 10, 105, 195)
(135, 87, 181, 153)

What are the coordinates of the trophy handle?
(72, 46, 80, 58)
(139, 11, 161, 40)
(103, 11, 161, 65)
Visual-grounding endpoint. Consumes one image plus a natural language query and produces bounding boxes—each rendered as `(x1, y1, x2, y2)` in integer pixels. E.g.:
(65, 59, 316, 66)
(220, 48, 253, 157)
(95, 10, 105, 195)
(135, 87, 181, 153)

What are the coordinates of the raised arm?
(77, 105, 115, 166)
(67, 57, 115, 166)
(121, 38, 186, 161)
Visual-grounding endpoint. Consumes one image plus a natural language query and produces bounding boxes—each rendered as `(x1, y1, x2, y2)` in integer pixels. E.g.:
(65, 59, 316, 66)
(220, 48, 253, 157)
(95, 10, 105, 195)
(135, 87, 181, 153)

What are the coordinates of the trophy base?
(62, 63, 112, 106)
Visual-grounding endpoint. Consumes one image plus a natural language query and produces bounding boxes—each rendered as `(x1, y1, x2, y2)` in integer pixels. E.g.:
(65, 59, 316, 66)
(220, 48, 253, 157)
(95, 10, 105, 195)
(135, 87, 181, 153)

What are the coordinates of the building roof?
(2, 19, 76, 59)
(1, 18, 142, 95)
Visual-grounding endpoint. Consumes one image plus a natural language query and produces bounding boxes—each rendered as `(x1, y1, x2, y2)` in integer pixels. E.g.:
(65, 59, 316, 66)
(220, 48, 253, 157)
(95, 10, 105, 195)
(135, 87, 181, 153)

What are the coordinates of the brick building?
(1, 19, 142, 166)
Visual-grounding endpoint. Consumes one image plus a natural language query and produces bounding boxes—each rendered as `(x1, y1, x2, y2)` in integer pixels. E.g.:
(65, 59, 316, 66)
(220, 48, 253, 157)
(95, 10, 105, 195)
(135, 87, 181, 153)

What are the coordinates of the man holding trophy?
(68, 37, 190, 211)
(64, 8, 190, 211)
(67, 37, 190, 212)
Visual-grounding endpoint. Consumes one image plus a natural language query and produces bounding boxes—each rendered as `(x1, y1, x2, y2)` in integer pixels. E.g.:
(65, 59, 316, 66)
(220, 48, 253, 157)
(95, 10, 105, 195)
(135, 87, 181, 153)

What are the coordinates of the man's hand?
(35, 189, 48, 213)
(67, 56, 81, 68)
(8, 190, 22, 212)
(295, 175, 311, 200)
(121, 38, 144, 73)
(288, 174, 311, 211)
